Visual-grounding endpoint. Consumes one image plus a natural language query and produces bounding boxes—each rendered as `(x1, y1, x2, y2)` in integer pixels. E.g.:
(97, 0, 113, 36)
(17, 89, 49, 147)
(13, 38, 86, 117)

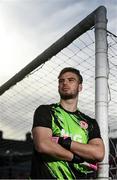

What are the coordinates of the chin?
(60, 94, 74, 100)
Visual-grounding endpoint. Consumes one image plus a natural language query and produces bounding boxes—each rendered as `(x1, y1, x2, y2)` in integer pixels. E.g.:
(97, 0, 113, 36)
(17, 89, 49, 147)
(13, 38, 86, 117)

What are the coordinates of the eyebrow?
(59, 77, 78, 81)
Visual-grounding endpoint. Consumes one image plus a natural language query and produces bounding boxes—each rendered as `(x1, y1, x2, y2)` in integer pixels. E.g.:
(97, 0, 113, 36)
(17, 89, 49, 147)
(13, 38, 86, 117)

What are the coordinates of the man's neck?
(60, 99, 78, 112)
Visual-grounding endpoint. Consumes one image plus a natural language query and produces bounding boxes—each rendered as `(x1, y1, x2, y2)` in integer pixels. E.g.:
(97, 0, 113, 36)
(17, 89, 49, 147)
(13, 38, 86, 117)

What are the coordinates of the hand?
(71, 154, 84, 163)
(79, 161, 98, 171)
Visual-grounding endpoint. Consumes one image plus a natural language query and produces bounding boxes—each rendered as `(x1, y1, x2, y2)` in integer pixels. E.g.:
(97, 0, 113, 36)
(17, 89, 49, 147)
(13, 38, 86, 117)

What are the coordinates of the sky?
(0, 0, 117, 86)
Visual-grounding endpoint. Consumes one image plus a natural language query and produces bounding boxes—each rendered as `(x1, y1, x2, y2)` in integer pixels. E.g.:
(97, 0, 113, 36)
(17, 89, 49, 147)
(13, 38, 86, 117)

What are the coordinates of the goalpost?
(0, 6, 109, 178)
(95, 7, 109, 178)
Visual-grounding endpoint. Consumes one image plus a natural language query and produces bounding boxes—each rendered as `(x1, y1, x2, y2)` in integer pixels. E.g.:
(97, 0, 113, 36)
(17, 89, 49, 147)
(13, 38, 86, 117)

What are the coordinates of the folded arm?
(70, 138, 105, 162)
(32, 126, 105, 163)
(32, 126, 73, 161)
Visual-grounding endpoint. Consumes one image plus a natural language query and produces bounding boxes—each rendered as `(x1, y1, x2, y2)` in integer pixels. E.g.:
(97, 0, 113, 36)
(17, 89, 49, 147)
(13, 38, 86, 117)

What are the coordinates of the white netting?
(0, 30, 117, 140)
(0, 28, 117, 178)
(0, 30, 96, 140)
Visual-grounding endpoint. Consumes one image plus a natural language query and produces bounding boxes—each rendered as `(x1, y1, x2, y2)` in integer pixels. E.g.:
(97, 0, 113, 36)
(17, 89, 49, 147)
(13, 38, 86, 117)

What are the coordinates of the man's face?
(58, 72, 82, 100)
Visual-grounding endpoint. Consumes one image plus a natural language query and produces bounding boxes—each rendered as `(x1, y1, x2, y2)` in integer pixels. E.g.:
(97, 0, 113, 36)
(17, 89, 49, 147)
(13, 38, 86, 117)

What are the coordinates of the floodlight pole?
(95, 7, 109, 179)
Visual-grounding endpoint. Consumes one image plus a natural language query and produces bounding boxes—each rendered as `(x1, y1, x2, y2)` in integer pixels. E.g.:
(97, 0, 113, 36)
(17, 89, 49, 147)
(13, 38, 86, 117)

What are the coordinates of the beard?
(59, 91, 78, 100)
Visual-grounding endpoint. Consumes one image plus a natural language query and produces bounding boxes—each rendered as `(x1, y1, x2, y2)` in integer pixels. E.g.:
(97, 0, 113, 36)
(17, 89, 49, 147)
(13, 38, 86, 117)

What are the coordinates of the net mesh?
(0, 29, 96, 140)
(0, 29, 117, 140)
(0, 28, 117, 178)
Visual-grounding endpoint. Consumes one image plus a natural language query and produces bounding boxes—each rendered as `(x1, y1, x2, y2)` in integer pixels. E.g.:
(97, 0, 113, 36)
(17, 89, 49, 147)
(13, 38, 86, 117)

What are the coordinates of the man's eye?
(69, 79, 75, 82)
(59, 79, 64, 83)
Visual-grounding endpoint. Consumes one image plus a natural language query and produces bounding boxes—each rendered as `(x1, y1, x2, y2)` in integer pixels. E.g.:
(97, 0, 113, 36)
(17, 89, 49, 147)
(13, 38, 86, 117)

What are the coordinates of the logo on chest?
(80, 121, 88, 129)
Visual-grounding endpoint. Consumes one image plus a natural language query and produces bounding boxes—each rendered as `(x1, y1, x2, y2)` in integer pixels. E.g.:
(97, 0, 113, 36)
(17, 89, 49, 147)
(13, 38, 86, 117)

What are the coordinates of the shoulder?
(34, 104, 59, 118)
(35, 104, 55, 113)
(33, 104, 56, 129)
(79, 111, 102, 140)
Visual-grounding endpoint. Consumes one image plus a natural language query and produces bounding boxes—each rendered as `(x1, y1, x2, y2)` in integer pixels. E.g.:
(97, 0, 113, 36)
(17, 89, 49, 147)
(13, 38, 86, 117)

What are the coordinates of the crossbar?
(0, 6, 104, 96)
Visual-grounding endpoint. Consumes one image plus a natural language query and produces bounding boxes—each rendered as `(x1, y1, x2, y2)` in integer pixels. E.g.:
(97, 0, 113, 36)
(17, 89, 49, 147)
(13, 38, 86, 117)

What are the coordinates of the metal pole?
(95, 6, 109, 179)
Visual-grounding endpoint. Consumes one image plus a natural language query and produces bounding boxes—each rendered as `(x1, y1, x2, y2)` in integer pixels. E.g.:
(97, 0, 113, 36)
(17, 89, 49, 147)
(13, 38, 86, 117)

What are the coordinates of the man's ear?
(78, 84, 82, 92)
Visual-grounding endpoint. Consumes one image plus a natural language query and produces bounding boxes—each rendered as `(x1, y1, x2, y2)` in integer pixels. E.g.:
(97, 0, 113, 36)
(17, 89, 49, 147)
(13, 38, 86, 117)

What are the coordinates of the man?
(30, 67, 105, 179)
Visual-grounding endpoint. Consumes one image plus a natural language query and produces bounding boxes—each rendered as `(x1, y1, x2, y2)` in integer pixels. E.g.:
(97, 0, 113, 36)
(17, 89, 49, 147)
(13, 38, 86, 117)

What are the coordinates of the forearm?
(33, 127, 74, 161)
(70, 140, 104, 162)
(52, 136, 105, 162)
(35, 139, 73, 161)
(71, 141, 97, 160)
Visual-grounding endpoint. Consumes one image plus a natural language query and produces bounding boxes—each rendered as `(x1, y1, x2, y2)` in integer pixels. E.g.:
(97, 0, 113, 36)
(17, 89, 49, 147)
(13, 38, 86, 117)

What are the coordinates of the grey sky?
(0, 0, 117, 86)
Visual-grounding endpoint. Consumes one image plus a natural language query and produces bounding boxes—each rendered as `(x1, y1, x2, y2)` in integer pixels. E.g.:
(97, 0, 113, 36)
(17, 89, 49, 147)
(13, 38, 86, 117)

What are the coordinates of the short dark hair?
(58, 67, 83, 84)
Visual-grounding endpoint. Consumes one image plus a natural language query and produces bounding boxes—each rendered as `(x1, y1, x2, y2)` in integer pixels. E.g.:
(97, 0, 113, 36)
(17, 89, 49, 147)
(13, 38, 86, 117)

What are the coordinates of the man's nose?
(63, 79, 69, 85)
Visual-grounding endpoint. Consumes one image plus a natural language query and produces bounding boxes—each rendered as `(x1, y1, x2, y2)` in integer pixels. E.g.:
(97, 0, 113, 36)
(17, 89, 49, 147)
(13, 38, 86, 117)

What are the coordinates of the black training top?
(30, 103, 101, 179)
